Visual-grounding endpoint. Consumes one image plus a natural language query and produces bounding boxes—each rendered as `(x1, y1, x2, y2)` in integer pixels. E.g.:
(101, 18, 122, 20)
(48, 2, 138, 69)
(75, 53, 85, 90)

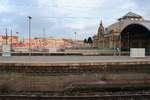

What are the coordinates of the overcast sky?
(0, 0, 149, 39)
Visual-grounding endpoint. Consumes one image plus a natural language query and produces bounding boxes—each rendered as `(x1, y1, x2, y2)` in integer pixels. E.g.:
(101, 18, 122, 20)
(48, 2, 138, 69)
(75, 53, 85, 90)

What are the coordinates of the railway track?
(0, 58, 149, 99)
(0, 94, 150, 100)
(0, 63, 150, 75)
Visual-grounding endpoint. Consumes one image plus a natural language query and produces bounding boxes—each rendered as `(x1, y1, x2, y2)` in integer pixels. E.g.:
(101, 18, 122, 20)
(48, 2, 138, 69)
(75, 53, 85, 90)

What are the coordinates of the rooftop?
(119, 12, 143, 20)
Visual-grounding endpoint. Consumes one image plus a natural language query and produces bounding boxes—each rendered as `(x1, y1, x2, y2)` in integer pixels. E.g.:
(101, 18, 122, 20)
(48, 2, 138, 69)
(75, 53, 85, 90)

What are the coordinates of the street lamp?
(74, 32, 77, 48)
(28, 16, 32, 56)
(5, 28, 8, 45)
(74, 32, 77, 40)
(10, 29, 13, 51)
(16, 32, 19, 42)
(43, 28, 46, 49)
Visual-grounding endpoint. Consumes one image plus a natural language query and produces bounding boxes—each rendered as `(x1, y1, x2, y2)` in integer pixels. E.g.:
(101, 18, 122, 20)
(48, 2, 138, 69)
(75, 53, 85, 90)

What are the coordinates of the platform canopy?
(106, 12, 150, 35)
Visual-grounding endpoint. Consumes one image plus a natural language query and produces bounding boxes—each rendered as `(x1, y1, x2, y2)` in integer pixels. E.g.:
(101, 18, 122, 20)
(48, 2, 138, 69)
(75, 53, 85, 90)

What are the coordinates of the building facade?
(93, 12, 150, 51)
(0, 36, 18, 45)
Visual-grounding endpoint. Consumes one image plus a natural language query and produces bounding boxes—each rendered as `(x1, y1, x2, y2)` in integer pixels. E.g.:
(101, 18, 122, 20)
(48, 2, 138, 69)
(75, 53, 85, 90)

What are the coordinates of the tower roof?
(123, 12, 142, 18)
(97, 20, 104, 37)
(119, 12, 143, 20)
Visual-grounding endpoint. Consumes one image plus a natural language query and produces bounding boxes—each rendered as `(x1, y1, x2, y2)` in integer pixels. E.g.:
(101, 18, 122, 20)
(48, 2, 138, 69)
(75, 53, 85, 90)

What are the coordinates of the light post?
(74, 32, 77, 39)
(28, 16, 32, 56)
(10, 29, 13, 51)
(16, 32, 19, 43)
(43, 28, 46, 49)
(55, 38, 56, 48)
(5, 28, 8, 45)
(74, 32, 77, 48)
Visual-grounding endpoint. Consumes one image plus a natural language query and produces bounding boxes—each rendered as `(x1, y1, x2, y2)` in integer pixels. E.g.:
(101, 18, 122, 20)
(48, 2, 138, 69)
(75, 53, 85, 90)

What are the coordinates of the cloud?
(0, 0, 149, 39)
(0, 0, 11, 14)
(64, 20, 97, 30)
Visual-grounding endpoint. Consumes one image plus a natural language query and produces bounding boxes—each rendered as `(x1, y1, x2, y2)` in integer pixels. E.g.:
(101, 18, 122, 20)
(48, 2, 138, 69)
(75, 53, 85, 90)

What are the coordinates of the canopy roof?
(118, 12, 143, 20)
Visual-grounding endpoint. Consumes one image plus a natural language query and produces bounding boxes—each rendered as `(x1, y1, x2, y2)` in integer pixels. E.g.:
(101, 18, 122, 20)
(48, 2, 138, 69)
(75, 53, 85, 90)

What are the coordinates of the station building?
(93, 12, 150, 52)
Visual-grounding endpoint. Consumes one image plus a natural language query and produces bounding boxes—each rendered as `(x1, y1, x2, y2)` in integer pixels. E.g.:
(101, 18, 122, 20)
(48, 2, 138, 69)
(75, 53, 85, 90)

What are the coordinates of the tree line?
(84, 37, 93, 47)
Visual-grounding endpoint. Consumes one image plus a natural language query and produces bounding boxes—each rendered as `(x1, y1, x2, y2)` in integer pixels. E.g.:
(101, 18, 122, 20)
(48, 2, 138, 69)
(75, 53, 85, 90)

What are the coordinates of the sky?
(0, 0, 150, 40)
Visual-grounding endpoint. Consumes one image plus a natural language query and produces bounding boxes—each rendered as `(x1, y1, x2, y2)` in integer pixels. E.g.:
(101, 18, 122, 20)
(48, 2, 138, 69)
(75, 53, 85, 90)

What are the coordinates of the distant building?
(0, 36, 19, 51)
(0, 35, 83, 52)
(0, 35, 18, 45)
(13, 38, 83, 52)
(93, 12, 150, 51)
